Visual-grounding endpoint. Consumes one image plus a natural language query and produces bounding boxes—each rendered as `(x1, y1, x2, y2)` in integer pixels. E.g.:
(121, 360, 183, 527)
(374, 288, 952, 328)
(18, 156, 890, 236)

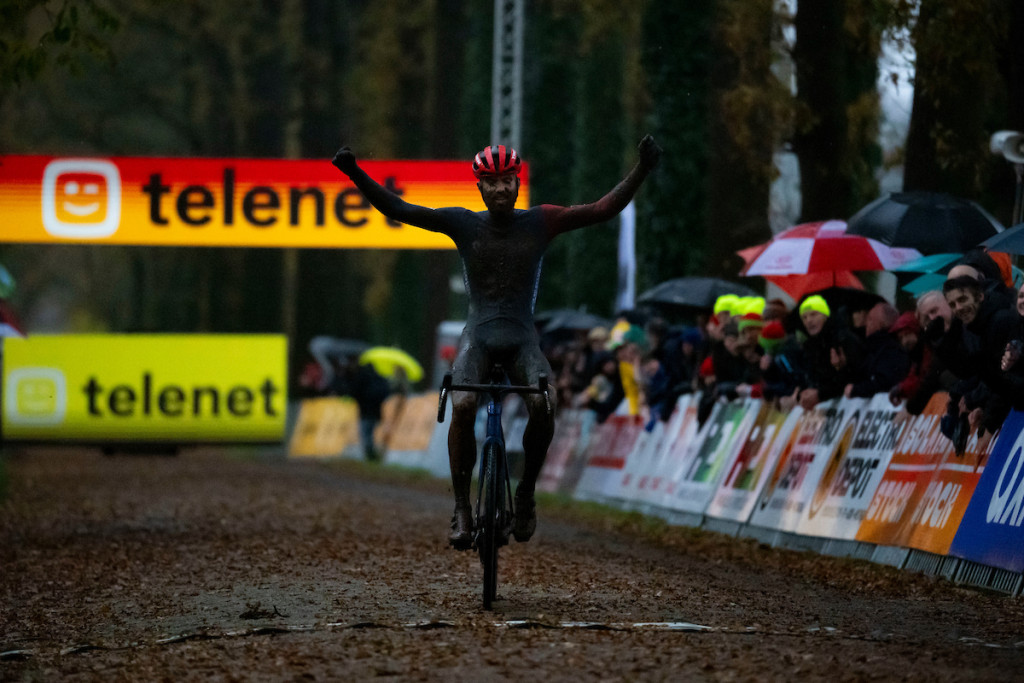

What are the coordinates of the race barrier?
(550, 390, 1022, 594)
(287, 393, 442, 466)
(288, 397, 362, 458)
(286, 386, 1024, 594)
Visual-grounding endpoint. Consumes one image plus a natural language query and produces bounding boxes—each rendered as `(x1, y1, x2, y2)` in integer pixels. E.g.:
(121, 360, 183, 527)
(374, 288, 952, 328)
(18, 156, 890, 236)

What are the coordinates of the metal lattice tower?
(491, 0, 524, 151)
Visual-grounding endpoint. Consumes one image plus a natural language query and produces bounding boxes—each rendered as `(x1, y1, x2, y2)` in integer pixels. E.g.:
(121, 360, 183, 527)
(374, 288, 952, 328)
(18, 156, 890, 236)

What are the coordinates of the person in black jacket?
(798, 295, 862, 410)
(955, 248, 1015, 311)
(999, 282, 1024, 412)
(934, 275, 1016, 453)
(757, 320, 806, 408)
(334, 359, 392, 462)
(844, 302, 909, 399)
(579, 351, 625, 423)
(905, 290, 960, 414)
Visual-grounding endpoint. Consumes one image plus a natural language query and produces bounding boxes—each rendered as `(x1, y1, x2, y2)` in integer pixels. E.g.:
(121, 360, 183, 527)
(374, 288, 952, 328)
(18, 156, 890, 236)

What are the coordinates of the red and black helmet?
(472, 145, 521, 179)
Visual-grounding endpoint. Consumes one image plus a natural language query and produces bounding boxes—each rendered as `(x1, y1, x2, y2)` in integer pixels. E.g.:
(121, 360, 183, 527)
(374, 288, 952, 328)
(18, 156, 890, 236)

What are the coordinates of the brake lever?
(538, 373, 553, 416)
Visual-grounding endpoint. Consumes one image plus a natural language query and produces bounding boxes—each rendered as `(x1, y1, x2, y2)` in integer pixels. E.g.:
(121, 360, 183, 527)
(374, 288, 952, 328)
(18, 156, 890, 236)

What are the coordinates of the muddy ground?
(2, 446, 1023, 682)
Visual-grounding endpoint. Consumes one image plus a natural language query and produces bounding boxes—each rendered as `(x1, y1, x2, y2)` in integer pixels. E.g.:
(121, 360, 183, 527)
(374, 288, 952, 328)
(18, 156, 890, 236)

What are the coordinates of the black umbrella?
(846, 191, 1003, 255)
(637, 277, 760, 310)
(538, 310, 610, 335)
(981, 221, 1024, 256)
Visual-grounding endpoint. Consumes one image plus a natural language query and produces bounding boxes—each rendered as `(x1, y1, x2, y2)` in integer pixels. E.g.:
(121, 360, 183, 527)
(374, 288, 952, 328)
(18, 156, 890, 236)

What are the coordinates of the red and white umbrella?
(764, 271, 864, 301)
(739, 220, 923, 277)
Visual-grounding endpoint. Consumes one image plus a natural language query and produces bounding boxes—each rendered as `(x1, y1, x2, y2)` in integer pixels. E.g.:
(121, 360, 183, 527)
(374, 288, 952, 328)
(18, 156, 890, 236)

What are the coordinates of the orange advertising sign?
(856, 393, 953, 546)
(903, 429, 993, 555)
(0, 155, 530, 249)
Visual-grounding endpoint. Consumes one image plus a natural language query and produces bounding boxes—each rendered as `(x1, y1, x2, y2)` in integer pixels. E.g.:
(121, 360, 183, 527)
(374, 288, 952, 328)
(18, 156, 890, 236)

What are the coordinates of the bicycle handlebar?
(437, 373, 550, 423)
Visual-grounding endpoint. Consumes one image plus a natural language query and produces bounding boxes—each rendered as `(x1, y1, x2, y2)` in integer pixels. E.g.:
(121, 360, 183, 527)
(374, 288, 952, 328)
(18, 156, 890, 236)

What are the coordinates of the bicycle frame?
(478, 389, 514, 541)
(437, 366, 550, 609)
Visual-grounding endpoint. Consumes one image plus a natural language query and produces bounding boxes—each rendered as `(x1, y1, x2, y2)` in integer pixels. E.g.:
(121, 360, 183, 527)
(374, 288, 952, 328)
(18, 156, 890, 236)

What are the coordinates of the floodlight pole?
(491, 0, 524, 150)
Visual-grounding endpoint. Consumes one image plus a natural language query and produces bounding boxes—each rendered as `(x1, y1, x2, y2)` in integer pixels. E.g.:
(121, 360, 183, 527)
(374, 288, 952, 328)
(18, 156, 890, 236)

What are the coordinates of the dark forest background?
(2, 0, 1023, 385)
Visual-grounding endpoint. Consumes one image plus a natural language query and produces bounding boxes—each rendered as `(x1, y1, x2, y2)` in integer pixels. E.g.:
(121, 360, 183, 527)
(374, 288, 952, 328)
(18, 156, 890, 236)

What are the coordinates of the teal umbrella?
(0, 264, 14, 299)
(890, 252, 962, 274)
(891, 252, 962, 296)
(901, 273, 946, 295)
(982, 221, 1024, 256)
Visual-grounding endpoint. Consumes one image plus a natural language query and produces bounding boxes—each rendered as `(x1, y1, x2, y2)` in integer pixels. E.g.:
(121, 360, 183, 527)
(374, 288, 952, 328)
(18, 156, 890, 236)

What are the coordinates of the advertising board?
(664, 399, 758, 515)
(705, 403, 801, 523)
(797, 395, 902, 539)
(0, 155, 529, 249)
(855, 393, 952, 546)
(2, 334, 287, 443)
(748, 399, 859, 533)
(948, 411, 1024, 571)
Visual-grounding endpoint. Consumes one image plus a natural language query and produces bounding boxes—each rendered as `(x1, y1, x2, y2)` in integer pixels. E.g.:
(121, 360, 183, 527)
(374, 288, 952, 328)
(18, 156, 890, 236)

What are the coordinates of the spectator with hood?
(650, 325, 702, 421)
(887, 311, 929, 408)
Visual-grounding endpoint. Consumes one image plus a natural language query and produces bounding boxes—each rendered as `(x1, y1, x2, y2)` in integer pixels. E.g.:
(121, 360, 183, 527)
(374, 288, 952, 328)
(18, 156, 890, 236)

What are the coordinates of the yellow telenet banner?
(0, 155, 530, 249)
(2, 335, 287, 442)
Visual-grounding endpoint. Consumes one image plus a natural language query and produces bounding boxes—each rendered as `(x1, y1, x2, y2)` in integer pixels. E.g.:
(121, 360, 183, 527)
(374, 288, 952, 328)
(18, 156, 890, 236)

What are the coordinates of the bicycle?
(437, 364, 551, 609)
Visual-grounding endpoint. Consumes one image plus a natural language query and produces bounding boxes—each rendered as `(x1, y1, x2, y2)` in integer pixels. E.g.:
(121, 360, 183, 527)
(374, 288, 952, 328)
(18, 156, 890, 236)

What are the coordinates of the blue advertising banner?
(949, 411, 1024, 572)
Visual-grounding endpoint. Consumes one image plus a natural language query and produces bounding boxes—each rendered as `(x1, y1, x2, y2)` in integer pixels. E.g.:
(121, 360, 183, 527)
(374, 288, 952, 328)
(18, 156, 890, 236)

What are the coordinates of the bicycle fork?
(476, 400, 515, 544)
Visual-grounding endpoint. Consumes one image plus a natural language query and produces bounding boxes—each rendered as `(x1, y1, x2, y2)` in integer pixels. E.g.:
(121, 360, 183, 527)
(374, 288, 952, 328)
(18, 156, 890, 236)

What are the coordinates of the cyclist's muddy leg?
(448, 340, 485, 510)
(448, 392, 478, 507)
(521, 391, 556, 493)
(513, 346, 556, 497)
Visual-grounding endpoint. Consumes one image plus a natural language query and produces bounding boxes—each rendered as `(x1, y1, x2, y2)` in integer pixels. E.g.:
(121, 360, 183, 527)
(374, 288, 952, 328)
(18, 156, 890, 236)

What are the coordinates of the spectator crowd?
(543, 248, 1024, 456)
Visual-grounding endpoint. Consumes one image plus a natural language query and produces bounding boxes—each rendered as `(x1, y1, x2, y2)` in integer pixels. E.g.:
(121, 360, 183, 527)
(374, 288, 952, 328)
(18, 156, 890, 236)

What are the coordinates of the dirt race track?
(2, 447, 1024, 682)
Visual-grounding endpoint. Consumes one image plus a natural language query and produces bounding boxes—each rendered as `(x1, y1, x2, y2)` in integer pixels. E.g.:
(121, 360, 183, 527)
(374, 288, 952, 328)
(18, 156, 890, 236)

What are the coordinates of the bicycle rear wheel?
(478, 440, 505, 609)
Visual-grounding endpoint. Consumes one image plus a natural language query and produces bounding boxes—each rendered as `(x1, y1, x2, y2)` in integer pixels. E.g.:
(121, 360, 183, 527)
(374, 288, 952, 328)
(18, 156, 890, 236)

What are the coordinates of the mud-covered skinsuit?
(333, 138, 660, 545)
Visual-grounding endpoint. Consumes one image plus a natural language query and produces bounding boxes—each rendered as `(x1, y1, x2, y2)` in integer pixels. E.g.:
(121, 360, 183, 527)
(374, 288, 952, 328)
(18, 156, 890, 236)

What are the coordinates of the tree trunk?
(792, 0, 848, 220)
(706, 0, 775, 278)
(903, 0, 997, 196)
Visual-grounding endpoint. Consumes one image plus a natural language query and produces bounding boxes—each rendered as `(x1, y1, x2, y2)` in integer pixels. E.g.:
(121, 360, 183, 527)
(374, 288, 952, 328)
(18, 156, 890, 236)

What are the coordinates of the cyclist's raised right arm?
(332, 147, 451, 235)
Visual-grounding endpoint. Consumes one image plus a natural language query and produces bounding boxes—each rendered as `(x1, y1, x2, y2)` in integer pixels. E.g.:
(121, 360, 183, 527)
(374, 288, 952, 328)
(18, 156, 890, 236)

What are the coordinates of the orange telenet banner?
(0, 155, 530, 249)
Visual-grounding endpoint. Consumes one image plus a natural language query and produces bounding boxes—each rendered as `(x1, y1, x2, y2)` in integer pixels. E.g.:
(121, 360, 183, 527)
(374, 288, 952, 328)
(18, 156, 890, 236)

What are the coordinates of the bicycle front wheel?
(478, 440, 505, 610)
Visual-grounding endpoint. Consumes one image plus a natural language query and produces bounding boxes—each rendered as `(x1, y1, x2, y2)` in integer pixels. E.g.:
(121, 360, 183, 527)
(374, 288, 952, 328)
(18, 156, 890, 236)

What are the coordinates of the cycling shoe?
(512, 491, 536, 543)
(448, 505, 474, 551)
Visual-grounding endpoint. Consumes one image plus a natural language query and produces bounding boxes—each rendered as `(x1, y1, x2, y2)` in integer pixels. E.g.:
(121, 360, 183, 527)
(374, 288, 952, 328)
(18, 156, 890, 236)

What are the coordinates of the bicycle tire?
(478, 439, 504, 609)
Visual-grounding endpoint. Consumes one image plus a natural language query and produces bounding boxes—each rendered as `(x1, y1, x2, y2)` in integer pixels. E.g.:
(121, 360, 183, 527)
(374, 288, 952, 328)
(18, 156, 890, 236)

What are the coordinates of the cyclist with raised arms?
(332, 136, 661, 549)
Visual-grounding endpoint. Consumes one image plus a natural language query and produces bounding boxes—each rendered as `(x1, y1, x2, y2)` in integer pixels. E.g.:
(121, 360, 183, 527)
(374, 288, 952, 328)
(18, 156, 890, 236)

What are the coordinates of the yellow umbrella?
(358, 346, 424, 383)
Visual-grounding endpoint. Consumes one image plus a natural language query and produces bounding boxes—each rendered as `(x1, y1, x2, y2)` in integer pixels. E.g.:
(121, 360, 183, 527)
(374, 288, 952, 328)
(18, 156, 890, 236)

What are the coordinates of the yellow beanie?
(799, 295, 831, 318)
(714, 294, 740, 315)
(740, 296, 765, 316)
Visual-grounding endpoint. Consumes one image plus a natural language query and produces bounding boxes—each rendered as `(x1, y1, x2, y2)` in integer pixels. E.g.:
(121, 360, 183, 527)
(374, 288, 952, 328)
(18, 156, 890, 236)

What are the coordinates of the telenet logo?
(4, 367, 68, 426)
(41, 159, 122, 239)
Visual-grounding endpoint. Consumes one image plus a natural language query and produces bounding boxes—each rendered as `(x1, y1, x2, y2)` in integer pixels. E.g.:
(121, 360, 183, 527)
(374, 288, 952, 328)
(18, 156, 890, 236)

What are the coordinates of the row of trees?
(1, 0, 1022, 380)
